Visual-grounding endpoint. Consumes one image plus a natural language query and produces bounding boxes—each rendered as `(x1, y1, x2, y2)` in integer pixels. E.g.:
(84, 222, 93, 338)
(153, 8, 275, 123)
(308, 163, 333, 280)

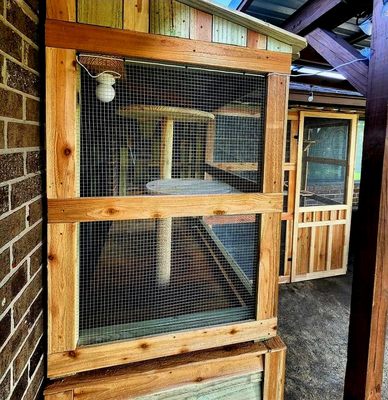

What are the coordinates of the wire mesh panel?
(300, 117, 351, 207)
(78, 56, 267, 197)
(79, 215, 260, 345)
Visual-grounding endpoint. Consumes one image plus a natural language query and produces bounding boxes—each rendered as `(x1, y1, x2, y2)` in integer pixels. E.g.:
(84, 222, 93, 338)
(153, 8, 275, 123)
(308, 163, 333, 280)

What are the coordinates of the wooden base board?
(45, 337, 286, 400)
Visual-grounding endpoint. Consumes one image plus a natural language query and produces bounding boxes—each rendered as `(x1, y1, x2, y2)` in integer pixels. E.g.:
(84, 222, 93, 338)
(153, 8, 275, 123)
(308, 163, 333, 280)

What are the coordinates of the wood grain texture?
(124, 0, 149, 32)
(45, 20, 292, 74)
(45, 392, 73, 400)
(77, 0, 123, 28)
(47, 193, 283, 223)
(190, 8, 212, 41)
(47, 319, 277, 377)
(150, 0, 190, 38)
(46, 0, 76, 21)
(45, 341, 276, 399)
(247, 30, 267, 49)
(267, 38, 292, 54)
(257, 74, 289, 318)
(46, 48, 77, 199)
(48, 223, 78, 354)
(262, 340, 286, 400)
(212, 16, 247, 46)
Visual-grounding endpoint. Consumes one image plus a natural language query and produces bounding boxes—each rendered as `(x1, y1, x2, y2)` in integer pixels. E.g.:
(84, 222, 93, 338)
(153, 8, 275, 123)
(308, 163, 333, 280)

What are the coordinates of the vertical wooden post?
(344, 0, 388, 398)
(263, 337, 286, 400)
(257, 73, 289, 319)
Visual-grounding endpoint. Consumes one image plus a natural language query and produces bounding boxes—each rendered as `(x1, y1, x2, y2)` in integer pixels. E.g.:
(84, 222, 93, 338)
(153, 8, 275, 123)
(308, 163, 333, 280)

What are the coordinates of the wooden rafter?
(305, 28, 368, 95)
(344, 0, 388, 397)
(281, 0, 371, 35)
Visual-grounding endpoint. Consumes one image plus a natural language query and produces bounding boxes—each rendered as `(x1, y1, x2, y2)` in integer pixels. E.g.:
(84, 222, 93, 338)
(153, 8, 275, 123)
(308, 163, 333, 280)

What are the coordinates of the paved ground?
(278, 274, 388, 399)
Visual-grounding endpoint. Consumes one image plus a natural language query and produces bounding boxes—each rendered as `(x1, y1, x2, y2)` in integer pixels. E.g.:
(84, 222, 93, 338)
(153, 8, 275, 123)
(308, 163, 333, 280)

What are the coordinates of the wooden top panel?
(45, 20, 292, 74)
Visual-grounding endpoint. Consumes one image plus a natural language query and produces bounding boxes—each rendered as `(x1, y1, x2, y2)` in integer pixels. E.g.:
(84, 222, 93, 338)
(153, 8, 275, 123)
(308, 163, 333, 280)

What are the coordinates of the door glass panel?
(300, 117, 351, 207)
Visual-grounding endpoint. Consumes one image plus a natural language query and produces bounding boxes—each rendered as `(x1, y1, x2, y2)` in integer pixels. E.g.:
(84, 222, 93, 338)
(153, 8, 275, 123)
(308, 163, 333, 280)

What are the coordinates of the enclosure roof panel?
(179, 0, 307, 56)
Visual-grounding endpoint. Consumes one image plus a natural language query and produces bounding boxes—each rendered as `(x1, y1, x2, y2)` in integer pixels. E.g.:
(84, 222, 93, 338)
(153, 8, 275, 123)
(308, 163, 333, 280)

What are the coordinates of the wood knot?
(68, 350, 77, 358)
(213, 210, 225, 215)
(229, 328, 238, 335)
(48, 254, 55, 261)
(64, 148, 72, 156)
(180, 347, 189, 354)
(107, 208, 118, 215)
(196, 377, 203, 382)
(140, 343, 149, 349)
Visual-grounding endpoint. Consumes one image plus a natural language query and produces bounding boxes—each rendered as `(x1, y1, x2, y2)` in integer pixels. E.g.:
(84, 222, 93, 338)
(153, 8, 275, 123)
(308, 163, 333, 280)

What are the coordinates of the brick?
(0, 87, 23, 119)
(26, 98, 39, 122)
(0, 120, 4, 148)
(7, 122, 40, 148)
(24, 290, 42, 329)
(13, 313, 42, 381)
(0, 152, 24, 182)
(0, 207, 25, 248)
(0, 261, 27, 314)
(0, 185, 9, 213)
(0, 370, 11, 400)
(0, 19, 22, 61)
(11, 174, 42, 209)
(0, 310, 11, 347)
(26, 150, 42, 174)
(29, 245, 42, 276)
(13, 268, 42, 325)
(24, 41, 39, 71)
(24, 360, 43, 400)
(29, 336, 43, 377)
(10, 367, 28, 400)
(0, 248, 11, 282)
(12, 222, 42, 267)
(28, 197, 42, 225)
(6, 60, 39, 97)
(6, 0, 37, 42)
(0, 293, 29, 376)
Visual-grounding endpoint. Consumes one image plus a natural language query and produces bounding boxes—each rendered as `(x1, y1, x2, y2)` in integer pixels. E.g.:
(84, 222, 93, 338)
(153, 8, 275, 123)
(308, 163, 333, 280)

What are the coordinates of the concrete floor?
(278, 274, 388, 400)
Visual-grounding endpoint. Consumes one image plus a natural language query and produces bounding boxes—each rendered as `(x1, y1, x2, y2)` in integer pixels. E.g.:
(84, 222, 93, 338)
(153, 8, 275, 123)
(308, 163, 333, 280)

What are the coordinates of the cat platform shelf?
(45, 0, 306, 398)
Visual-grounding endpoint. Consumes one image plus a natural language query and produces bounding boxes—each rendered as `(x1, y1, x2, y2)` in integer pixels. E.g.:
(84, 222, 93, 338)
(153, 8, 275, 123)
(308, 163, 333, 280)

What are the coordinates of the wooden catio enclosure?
(280, 110, 358, 283)
(44, 0, 306, 396)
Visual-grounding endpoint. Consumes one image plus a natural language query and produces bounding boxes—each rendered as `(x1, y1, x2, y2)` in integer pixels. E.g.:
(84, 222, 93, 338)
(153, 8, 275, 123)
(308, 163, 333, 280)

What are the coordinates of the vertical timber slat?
(46, 48, 77, 199)
(46, 0, 76, 21)
(48, 224, 78, 354)
(190, 8, 212, 41)
(247, 30, 267, 49)
(124, 0, 150, 32)
(77, 0, 124, 28)
(257, 74, 289, 319)
(213, 16, 247, 46)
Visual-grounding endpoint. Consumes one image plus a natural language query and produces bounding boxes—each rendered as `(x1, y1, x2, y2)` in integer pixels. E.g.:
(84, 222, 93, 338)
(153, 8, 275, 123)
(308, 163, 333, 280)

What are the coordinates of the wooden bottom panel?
(331, 224, 345, 269)
(296, 227, 310, 275)
(313, 225, 328, 272)
(45, 338, 286, 400)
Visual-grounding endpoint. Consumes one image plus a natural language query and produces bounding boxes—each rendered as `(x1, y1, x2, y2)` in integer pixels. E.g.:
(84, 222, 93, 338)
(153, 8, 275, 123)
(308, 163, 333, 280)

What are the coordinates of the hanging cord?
(291, 57, 368, 77)
(76, 54, 122, 79)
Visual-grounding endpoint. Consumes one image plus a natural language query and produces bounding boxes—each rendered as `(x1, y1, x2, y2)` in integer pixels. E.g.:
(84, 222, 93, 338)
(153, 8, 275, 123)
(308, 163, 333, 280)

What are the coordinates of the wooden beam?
(344, 0, 388, 397)
(47, 319, 277, 377)
(45, 20, 292, 74)
(305, 28, 368, 95)
(281, 0, 371, 35)
(48, 193, 283, 223)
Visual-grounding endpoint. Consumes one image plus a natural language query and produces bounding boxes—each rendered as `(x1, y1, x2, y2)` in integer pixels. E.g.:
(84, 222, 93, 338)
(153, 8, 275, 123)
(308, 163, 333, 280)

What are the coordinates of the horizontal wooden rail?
(47, 318, 277, 377)
(45, 20, 292, 74)
(47, 193, 283, 223)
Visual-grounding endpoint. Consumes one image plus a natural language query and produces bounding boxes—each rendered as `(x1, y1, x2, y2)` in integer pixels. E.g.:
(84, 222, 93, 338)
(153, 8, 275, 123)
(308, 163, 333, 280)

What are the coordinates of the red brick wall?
(0, 1, 44, 399)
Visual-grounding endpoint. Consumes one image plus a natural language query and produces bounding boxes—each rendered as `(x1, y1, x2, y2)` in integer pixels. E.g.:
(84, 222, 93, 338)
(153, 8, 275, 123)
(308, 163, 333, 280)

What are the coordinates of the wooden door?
(290, 112, 357, 282)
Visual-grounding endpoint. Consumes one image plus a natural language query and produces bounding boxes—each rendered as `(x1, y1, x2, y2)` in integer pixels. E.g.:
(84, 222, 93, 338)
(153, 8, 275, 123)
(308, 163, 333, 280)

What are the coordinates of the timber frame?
(280, 110, 358, 283)
(45, 0, 297, 379)
(44, 338, 286, 400)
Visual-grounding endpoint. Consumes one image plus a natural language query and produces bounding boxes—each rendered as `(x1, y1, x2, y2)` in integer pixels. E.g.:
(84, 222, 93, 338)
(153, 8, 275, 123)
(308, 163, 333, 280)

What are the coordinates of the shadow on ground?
(278, 274, 388, 399)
